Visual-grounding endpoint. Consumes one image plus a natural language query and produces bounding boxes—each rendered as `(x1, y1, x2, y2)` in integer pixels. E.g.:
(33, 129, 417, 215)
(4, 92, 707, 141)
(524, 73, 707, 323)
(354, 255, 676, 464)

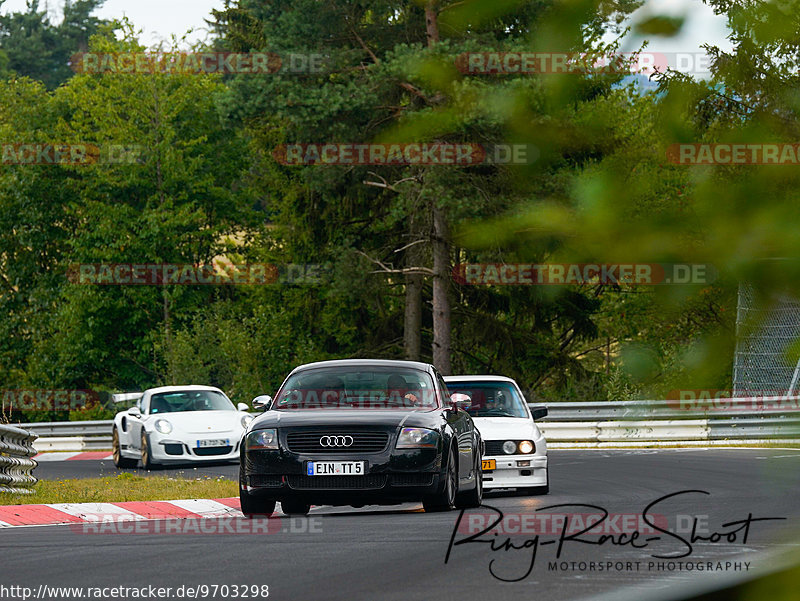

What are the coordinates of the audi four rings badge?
(320, 435, 354, 447)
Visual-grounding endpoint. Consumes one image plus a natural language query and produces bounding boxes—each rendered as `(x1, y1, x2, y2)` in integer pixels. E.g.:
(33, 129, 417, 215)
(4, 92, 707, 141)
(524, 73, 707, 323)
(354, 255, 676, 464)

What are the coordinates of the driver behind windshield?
(386, 374, 420, 407)
(446, 383, 527, 418)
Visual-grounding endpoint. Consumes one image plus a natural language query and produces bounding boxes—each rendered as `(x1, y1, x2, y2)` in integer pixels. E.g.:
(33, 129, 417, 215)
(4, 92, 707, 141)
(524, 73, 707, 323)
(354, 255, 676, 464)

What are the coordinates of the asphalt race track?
(4, 449, 800, 601)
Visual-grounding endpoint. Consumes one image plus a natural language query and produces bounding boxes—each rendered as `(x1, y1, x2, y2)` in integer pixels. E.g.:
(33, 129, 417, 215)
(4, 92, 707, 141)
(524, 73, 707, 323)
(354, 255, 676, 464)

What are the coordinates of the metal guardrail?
(23, 420, 112, 437)
(531, 399, 800, 447)
(22, 421, 113, 452)
(0, 423, 39, 494)
(20, 398, 800, 453)
(541, 398, 800, 421)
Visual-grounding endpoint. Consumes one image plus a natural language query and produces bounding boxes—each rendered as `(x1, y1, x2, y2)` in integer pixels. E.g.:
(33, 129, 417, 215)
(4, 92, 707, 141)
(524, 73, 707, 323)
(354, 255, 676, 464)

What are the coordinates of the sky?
(1, 0, 732, 56)
(1, 0, 225, 45)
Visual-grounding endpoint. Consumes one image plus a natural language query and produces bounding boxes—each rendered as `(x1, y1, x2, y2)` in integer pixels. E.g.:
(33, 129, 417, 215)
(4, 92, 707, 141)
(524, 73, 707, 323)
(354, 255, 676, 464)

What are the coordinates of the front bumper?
(242, 447, 446, 505)
(482, 454, 547, 489)
(148, 432, 241, 463)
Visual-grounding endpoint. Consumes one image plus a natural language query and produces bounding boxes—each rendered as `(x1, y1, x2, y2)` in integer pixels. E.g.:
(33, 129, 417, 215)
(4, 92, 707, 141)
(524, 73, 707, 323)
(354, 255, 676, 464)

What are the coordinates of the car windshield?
(148, 390, 234, 414)
(445, 381, 528, 418)
(274, 367, 439, 410)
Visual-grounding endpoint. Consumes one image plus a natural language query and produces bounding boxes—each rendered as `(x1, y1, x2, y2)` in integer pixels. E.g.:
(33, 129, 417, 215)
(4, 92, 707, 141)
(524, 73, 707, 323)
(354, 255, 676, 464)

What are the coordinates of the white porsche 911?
(444, 375, 549, 494)
(112, 385, 254, 468)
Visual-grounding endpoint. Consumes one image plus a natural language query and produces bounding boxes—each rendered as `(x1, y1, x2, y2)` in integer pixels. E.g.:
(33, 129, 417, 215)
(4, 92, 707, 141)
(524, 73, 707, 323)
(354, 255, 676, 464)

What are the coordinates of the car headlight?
(246, 429, 278, 450)
(241, 414, 254, 429)
(502, 440, 517, 454)
(518, 440, 534, 454)
(396, 427, 438, 449)
(154, 419, 172, 434)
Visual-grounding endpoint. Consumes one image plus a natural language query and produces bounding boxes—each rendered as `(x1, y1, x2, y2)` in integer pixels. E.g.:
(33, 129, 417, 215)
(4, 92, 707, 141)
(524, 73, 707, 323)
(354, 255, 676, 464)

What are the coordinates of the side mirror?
(237, 402, 250, 412)
(449, 393, 472, 411)
(127, 406, 142, 418)
(252, 395, 273, 411)
(529, 404, 548, 420)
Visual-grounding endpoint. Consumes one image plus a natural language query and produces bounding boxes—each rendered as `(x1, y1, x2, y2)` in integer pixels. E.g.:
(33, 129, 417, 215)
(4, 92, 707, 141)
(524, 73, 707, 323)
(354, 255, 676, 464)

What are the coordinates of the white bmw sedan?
(112, 385, 254, 468)
(444, 375, 549, 494)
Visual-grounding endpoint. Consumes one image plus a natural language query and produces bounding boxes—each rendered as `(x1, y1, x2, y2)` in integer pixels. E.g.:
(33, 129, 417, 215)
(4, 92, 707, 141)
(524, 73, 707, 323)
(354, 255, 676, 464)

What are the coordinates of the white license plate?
(197, 439, 229, 448)
(307, 461, 366, 476)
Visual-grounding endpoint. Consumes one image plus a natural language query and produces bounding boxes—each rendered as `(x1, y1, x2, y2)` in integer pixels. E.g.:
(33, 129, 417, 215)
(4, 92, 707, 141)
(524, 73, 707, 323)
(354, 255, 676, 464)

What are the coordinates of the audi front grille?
(389, 473, 434, 486)
(249, 475, 283, 488)
(285, 431, 390, 454)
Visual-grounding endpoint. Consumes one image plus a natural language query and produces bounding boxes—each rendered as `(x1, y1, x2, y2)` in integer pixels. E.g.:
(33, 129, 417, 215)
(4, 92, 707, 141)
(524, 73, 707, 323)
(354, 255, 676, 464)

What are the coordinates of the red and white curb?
(33, 452, 113, 462)
(0, 497, 243, 528)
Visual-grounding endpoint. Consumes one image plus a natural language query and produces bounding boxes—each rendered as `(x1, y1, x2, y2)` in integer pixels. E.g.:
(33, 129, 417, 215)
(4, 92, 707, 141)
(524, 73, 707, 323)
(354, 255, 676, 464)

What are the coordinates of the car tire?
(281, 500, 311, 516)
(455, 450, 483, 509)
(521, 469, 549, 495)
(112, 428, 137, 469)
(140, 432, 157, 470)
(423, 446, 457, 513)
(240, 491, 276, 518)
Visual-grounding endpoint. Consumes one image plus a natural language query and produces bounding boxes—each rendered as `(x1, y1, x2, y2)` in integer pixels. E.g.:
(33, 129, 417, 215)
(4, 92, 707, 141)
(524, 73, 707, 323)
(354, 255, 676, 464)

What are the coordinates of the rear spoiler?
(527, 404, 548, 420)
(112, 392, 144, 404)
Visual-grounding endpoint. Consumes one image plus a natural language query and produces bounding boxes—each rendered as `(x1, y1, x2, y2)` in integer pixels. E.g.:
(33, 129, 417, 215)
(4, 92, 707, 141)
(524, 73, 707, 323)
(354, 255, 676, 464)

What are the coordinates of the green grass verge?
(0, 473, 238, 505)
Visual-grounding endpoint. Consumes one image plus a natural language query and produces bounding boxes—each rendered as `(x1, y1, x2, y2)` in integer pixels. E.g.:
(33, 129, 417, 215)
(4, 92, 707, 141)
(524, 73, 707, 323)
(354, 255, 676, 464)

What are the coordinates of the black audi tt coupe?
(239, 359, 484, 515)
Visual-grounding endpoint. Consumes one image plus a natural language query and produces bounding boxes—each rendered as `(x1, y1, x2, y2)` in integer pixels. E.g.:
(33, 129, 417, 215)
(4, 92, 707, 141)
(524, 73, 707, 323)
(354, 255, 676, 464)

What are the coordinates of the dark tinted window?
(274, 367, 437, 410)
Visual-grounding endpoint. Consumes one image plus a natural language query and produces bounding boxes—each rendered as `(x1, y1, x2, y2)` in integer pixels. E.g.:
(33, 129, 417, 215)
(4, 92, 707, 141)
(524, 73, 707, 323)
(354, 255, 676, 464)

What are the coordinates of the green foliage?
(0, 1, 109, 89)
(634, 14, 685, 37)
(2, 0, 794, 413)
(161, 295, 325, 403)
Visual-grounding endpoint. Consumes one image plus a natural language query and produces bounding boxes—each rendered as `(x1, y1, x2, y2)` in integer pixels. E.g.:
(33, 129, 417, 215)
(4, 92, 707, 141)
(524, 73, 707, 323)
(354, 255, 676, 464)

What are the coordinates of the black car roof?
(288, 359, 435, 376)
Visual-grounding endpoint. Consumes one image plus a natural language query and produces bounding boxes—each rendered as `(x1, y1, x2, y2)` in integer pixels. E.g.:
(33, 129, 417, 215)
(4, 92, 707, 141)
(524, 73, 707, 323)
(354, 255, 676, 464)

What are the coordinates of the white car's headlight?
(241, 414, 254, 429)
(518, 440, 534, 454)
(502, 440, 517, 454)
(154, 419, 172, 434)
(396, 427, 438, 449)
(246, 429, 278, 450)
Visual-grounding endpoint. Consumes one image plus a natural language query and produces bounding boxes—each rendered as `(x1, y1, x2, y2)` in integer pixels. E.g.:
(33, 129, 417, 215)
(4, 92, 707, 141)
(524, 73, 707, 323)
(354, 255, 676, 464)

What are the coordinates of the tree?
(0, 25, 260, 400)
(209, 0, 644, 377)
(0, 77, 77, 391)
(0, 0, 108, 88)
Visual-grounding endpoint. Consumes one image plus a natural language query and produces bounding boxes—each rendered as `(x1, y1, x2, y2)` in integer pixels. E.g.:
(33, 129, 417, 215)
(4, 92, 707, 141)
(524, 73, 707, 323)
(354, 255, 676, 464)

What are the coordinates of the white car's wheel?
(112, 428, 137, 468)
(140, 432, 157, 470)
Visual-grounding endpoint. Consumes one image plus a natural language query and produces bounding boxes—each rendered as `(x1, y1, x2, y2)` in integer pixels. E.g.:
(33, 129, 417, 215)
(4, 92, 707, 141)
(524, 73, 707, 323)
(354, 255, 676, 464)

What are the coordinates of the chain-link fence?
(733, 282, 800, 396)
